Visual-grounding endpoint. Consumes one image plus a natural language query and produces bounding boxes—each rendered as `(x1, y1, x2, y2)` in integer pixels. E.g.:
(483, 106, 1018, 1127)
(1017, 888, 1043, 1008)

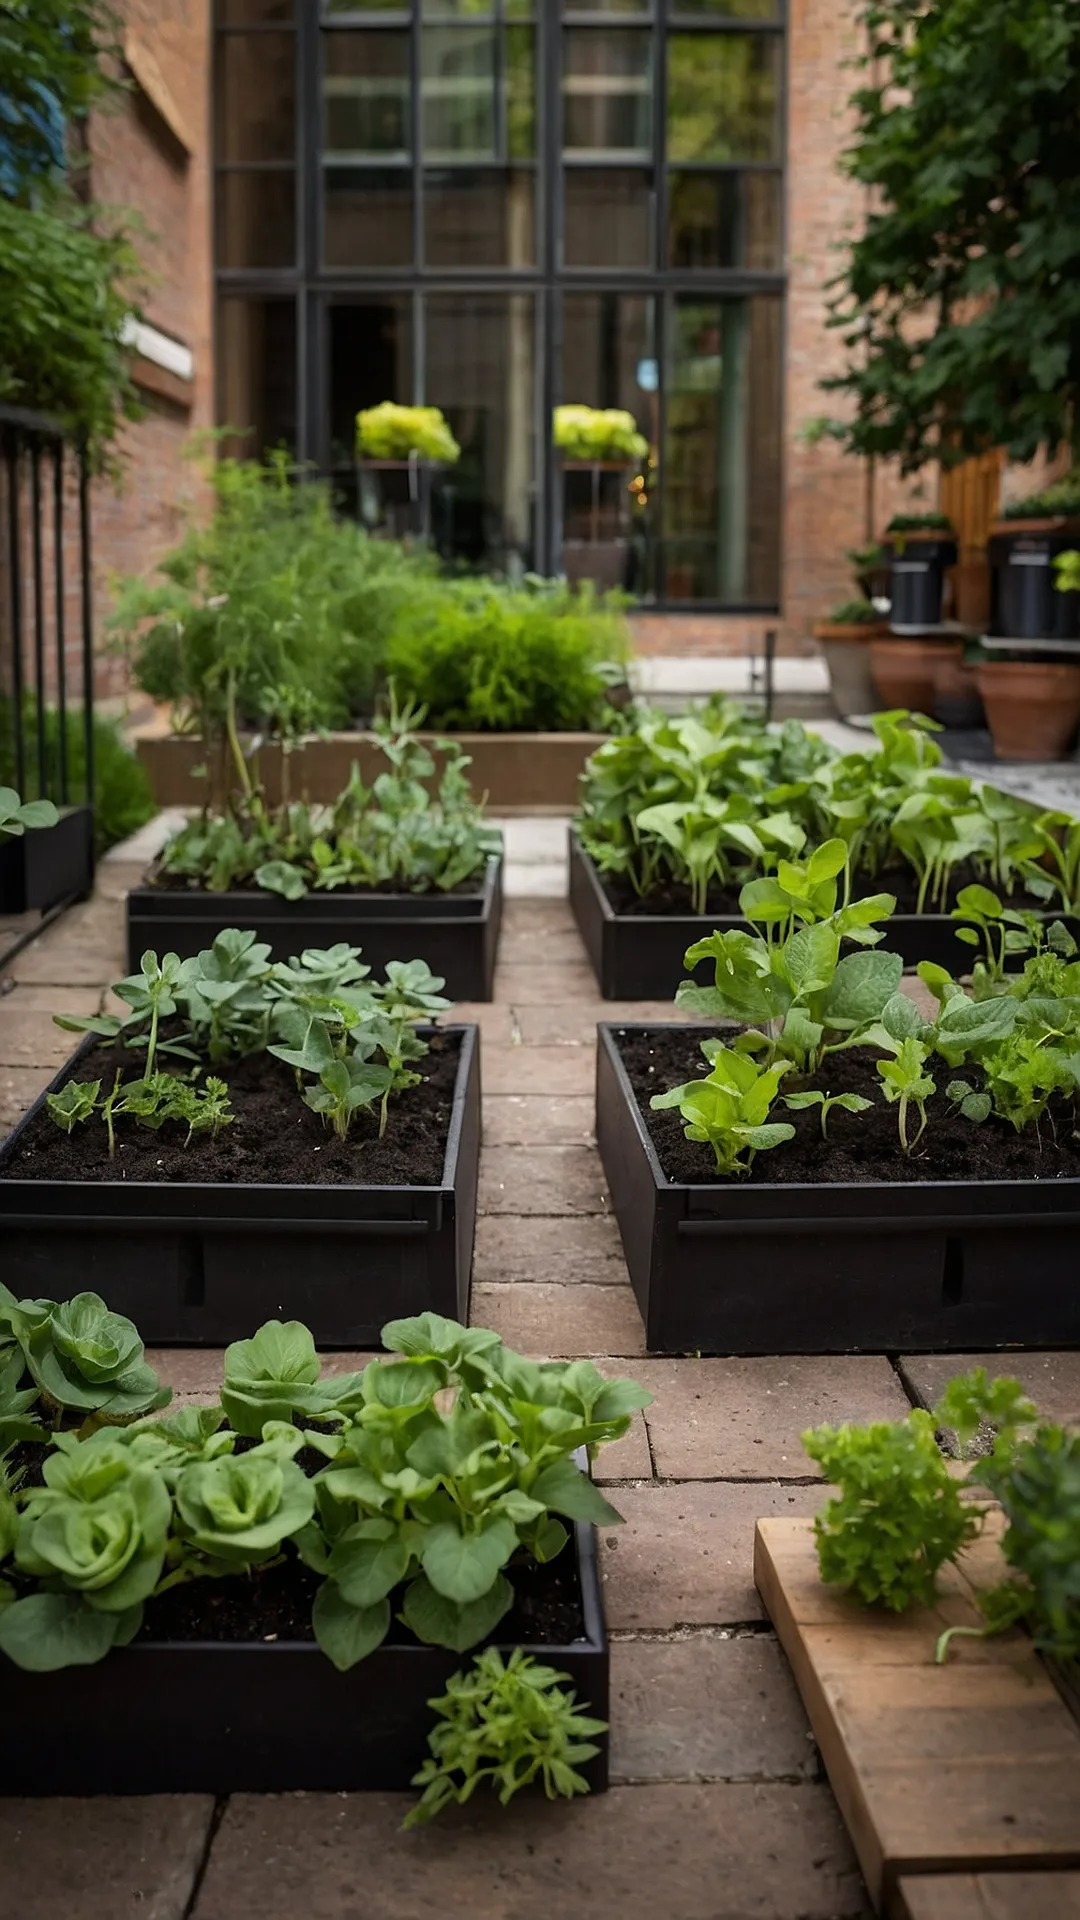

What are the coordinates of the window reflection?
(426, 293, 535, 570)
(561, 293, 656, 595)
(563, 168, 652, 267)
(218, 297, 298, 460)
(216, 33, 295, 162)
(216, 170, 295, 268)
(667, 33, 781, 163)
(424, 169, 534, 266)
(324, 167, 414, 267)
(667, 169, 782, 270)
(324, 32, 411, 160)
(563, 29, 651, 159)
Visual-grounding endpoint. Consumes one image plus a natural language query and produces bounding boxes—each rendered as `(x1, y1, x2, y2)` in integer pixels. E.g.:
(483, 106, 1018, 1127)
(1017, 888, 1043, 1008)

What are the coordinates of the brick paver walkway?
(4, 864, 1078, 1919)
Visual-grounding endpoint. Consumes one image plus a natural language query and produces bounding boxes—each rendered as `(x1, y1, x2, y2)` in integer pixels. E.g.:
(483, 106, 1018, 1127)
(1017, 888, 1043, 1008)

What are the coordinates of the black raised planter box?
(596, 1022, 1080, 1356)
(0, 1026, 481, 1348)
(569, 830, 1078, 1000)
(0, 1518, 608, 1795)
(126, 853, 504, 1003)
(0, 804, 94, 915)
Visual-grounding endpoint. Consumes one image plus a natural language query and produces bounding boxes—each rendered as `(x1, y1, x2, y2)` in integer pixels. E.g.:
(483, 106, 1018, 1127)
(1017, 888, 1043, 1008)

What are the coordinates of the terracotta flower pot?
(868, 637, 962, 718)
(812, 620, 886, 720)
(931, 652, 983, 730)
(976, 661, 1080, 761)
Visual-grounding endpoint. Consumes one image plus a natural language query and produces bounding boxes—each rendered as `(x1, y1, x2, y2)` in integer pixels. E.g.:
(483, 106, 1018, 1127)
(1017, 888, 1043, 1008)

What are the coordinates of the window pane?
(422, 26, 495, 158)
(329, 297, 414, 478)
(218, 297, 297, 458)
(424, 169, 535, 266)
(563, 29, 651, 159)
(563, 168, 652, 267)
(425, 293, 535, 569)
(324, 31, 411, 160)
(561, 293, 656, 595)
(216, 33, 295, 162)
(667, 169, 781, 268)
(422, 0, 495, 14)
(667, 32, 781, 162)
(324, 167, 414, 265)
(325, 0, 409, 11)
(670, 0, 779, 16)
(220, 0, 293, 20)
(507, 26, 535, 159)
(663, 294, 780, 604)
(216, 171, 295, 267)
(563, 0, 649, 11)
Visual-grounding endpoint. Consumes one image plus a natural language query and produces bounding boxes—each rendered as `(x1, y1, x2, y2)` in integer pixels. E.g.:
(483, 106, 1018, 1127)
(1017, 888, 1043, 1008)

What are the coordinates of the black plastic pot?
(0, 1517, 608, 1795)
(988, 523, 1080, 641)
(0, 804, 94, 914)
(568, 833, 1074, 1001)
(0, 1026, 481, 1347)
(596, 1023, 1080, 1355)
(886, 535, 958, 629)
(127, 855, 503, 1002)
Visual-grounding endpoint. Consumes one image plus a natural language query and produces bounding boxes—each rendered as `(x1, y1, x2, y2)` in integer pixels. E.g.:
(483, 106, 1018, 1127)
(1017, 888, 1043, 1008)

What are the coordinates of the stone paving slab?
(0, 982, 102, 1013)
(494, 962, 599, 1004)
(471, 1280, 645, 1357)
(497, 925, 589, 965)
(446, 1002, 515, 1041)
(481, 1044, 595, 1095)
(0, 1796, 214, 1920)
(593, 1410, 654, 1481)
(11, 939, 125, 985)
(600, 1480, 826, 1628)
(0, 1063, 52, 1131)
(0, 1007, 87, 1067)
(482, 1093, 595, 1146)
(192, 1783, 868, 1920)
(632, 1355, 911, 1480)
(479, 1143, 608, 1215)
(899, 1350, 1080, 1428)
(473, 1213, 628, 1285)
(609, 1634, 817, 1785)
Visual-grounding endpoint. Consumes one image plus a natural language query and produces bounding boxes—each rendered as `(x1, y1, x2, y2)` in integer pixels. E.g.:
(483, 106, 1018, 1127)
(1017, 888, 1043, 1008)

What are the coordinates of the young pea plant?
(650, 1040, 795, 1177)
(783, 1088, 873, 1139)
(876, 1037, 936, 1154)
(46, 1070, 234, 1157)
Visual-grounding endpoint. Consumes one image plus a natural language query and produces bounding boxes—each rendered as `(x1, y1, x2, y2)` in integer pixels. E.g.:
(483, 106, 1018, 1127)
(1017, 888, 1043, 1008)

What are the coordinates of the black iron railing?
(0, 404, 96, 946)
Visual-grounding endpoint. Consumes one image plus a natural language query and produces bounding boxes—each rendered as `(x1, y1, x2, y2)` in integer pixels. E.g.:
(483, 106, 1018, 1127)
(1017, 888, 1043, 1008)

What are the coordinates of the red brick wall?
(85, 0, 213, 698)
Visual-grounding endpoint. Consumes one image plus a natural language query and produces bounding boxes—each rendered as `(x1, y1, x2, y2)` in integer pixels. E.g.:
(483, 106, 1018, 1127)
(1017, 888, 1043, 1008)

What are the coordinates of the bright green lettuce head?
(175, 1442, 315, 1563)
(16, 1292, 171, 1419)
(221, 1319, 366, 1436)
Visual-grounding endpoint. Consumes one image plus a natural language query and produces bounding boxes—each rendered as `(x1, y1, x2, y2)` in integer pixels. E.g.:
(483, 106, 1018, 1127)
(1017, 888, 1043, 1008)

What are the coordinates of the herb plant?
(405, 1649, 607, 1828)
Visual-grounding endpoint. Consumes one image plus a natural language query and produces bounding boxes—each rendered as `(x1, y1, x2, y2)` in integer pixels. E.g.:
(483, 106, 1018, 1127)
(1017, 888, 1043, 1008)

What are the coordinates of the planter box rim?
(133, 850, 500, 917)
(991, 515, 1080, 535)
(599, 1021, 1080, 1206)
(0, 1023, 478, 1204)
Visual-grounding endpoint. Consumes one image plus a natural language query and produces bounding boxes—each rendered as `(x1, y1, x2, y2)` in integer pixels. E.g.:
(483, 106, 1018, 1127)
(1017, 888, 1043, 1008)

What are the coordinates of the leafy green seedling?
(404, 1649, 607, 1828)
(783, 1088, 873, 1139)
(650, 1040, 794, 1177)
(303, 1055, 393, 1140)
(876, 1036, 936, 1153)
(45, 1079, 101, 1135)
(0, 788, 59, 836)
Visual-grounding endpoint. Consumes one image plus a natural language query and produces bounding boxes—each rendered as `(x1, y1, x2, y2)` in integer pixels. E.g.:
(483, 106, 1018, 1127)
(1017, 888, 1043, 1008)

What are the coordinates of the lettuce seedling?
(1, 1288, 171, 1421)
(45, 1079, 100, 1134)
(221, 1320, 367, 1436)
(803, 1410, 981, 1611)
(173, 1438, 315, 1570)
(404, 1649, 607, 1828)
(650, 1040, 795, 1176)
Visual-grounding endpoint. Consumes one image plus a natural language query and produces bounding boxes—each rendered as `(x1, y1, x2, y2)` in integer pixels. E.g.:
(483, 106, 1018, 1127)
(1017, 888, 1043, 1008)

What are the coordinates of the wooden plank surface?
(754, 1517, 1080, 1917)
(898, 1871, 1080, 1920)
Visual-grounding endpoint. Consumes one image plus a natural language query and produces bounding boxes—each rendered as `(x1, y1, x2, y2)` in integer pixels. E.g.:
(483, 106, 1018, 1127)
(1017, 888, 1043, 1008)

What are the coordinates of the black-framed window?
(214, 0, 785, 607)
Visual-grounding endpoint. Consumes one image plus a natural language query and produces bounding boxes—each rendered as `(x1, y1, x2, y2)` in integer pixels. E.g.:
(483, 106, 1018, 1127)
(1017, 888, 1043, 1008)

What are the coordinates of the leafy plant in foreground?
(220, 1320, 368, 1437)
(875, 1037, 936, 1155)
(803, 1411, 981, 1611)
(0, 1287, 170, 1424)
(0, 788, 59, 838)
(404, 1648, 607, 1828)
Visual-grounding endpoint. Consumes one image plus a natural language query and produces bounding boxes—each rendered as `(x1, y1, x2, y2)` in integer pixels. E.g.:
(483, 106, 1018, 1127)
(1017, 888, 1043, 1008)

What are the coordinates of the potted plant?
(554, 405, 649, 593)
(126, 695, 504, 1001)
(356, 403, 461, 544)
(0, 930, 480, 1347)
(594, 842, 1080, 1351)
(0, 783, 91, 917)
(0, 1299, 648, 1796)
(989, 473, 1080, 640)
(570, 703, 1077, 996)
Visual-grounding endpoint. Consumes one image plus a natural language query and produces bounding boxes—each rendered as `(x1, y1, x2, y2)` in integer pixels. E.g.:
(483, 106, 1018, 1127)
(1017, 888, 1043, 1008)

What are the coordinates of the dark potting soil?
(599, 862, 1056, 921)
(0, 1029, 461, 1187)
(145, 864, 486, 900)
(133, 1541, 585, 1648)
(616, 1026, 1080, 1187)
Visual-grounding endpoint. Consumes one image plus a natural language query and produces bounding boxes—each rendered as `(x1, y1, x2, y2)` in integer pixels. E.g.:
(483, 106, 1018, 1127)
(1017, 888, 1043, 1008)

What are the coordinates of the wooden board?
(754, 1517, 1080, 1919)
(898, 1872, 1080, 1920)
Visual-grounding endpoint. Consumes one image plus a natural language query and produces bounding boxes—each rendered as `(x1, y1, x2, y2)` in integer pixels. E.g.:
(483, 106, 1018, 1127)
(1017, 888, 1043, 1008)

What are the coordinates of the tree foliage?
(819, 0, 1080, 472)
(0, 1, 121, 192)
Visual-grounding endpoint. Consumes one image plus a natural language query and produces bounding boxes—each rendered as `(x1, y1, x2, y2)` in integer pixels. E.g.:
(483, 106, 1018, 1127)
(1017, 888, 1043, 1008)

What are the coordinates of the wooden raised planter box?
(0, 1517, 608, 1795)
(0, 804, 94, 915)
(755, 1516, 1080, 1918)
(596, 1022, 1080, 1355)
(570, 831, 1079, 1001)
(0, 1026, 481, 1348)
(127, 853, 503, 1002)
(137, 731, 607, 815)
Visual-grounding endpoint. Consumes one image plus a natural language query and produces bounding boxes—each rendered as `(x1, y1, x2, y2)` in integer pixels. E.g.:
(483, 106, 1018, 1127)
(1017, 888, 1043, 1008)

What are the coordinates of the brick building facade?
(86, 0, 935, 669)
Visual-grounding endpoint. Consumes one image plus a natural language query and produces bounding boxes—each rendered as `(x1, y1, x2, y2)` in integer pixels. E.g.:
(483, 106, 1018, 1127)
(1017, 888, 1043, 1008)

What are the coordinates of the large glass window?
(214, 0, 785, 604)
